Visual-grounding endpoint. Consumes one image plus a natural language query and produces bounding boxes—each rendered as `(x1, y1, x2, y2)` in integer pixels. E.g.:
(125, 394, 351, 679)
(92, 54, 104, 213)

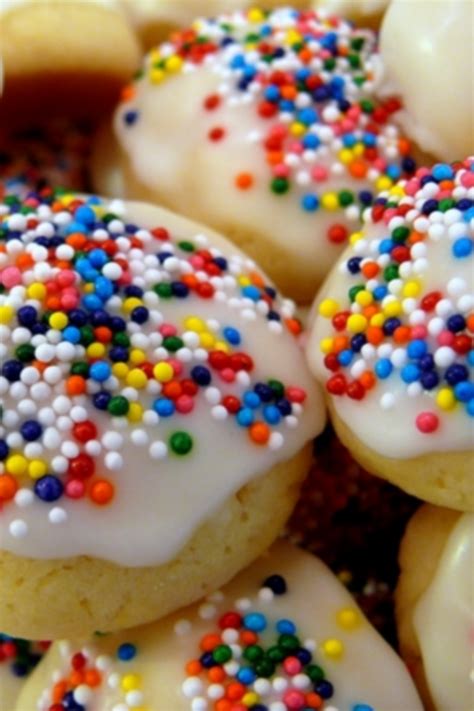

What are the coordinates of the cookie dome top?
(114, 6, 417, 300)
(0, 191, 323, 566)
(307, 157, 474, 458)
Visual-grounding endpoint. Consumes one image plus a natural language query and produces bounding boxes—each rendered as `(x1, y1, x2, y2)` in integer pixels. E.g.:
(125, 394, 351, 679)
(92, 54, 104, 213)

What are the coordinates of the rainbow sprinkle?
(0, 190, 307, 539)
(317, 158, 474, 434)
(120, 7, 416, 247)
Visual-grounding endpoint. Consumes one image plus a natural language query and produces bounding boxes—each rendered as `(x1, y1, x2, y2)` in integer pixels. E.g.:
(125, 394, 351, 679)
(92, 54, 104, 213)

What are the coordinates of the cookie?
(380, 0, 473, 161)
(15, 542, 423, 711)
(0, 0, 140, 124)
(307, 157, 474, 510)
(0, 635, 50, 711)
(97, 6, 418, 303)
(0, 191, 324, 640)
(396, 505, 473, 711)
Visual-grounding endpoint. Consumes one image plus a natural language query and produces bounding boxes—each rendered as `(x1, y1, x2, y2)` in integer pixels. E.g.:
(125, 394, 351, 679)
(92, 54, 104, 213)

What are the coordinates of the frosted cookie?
(15, 541, 424, 711)
(106, 6, 417, 303)
(0, 0, 140, 124)
(307, 158, 474, 510)
(380, 0, 473, 162)
(119, 0, 311, 48)
(396, 505, 474, 711)
(0, 635, 50, 711)
(0, 191, 324, 640)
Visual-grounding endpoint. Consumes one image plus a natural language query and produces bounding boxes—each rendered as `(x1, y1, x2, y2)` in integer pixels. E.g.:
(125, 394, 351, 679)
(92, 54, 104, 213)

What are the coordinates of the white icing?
(112, 8, 412, 300)
(0, 198, 324, 566)
(20, 542, 424, 711)
(307, 163, 474, 459)
(313, 0, 390, 22)
(380, 0, 473, 161)
(0, 0, 120, 13)
(413, 513, 474, 711)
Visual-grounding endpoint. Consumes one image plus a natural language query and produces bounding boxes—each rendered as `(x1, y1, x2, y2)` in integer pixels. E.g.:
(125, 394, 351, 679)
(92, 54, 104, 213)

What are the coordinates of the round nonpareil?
(0, 191, 324, 639)
(307, 157, 474, 510)
(106, 6, 418, 303)
(16, 542, 424, 711)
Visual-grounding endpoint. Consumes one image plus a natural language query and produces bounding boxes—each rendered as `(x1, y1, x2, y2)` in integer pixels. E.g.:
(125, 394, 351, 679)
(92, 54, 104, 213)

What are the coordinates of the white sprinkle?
(102, 431, 124, 450)
(9, 519, 28, 538)
(380, 393, 395, 410)
(182, 677, 204, 698)
(49, 508, 68, 525)
(149, 441, 167, 459)
(258, 587, 274, 602)
(198, 603, 217, 620)
(174, 619, 192, 636)
(131, 429, 149, 446)
(14, 489, 34, 508)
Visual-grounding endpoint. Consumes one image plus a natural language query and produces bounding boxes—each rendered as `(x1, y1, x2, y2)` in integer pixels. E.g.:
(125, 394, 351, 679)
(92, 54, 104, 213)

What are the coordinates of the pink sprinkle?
(461, 171, 474, 188)
(160, 323, 177, 338)
(347, 105, 361, 121)
(286, 386, 307, 403)
(220, 368, 236, 383)
(190, 255, 205, 270)
(411, 326, 428, 339)
(273, 164, 290, 178)
(175, 395, 194, 414)
(416, 412, 439, 434)
(167, 358, 182, 376)
(1, 266, 21, 288)
(340, 118, 356, 133)
(404, 179, 419, 196)
(61, 294, 79, 310)
(65, 479, 85, 498)
(283, 689, 306, 710)
(312, 165, 328, 182)
(437, 331, 455, 346)
(56, 269, 75, 287)
(283, 656, 302, 675)
(288, 140, 303, 154)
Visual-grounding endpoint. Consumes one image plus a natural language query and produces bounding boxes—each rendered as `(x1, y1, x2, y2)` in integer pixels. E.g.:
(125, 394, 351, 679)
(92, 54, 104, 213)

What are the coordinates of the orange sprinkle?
(15, 254, 34, 270)
(281, 85, 297, 100)
(199, 633, 221, 652)
(84, 669, 101, 687)
(89, 479, 114, 506)
(249, 271, 265, 288)
(366, 326, 384, 345)
(163, 380, 182, 399)
(348, 159, 368, 179)
(0, 474, 18, 501)
(45, 296, 62, 310)
(52, 681, 68, 705)
(333, 335, 349, 353)
(182, 274, 199, 289)
(393, 326, 411, 344)
(408, 230, 425, 244)
(285, 317, 302, 336)
(69, 670, 84, 687)
(235, 172, 254, 190)
(121, 84, 136, 102)
(466, 314, 474, 333)
(215, 700, 233, 711)
(305, 692, 323, 708)
(249, 422, 270, 445)
(185, 660, 202, 676)
(94, 326, 113, 343)
(398, 137, 411, 155)
(240, 630, 258, 645)
(208, 667, 226, 683)
(360, 371, 376, 390)
(66, 233, 87, 249)
(362, 304, 379, 320)
(225, 682, 245, 701)
(66, 375, 87, 396)
(361, 261, 379, 278)
(266, 151, 284, 165)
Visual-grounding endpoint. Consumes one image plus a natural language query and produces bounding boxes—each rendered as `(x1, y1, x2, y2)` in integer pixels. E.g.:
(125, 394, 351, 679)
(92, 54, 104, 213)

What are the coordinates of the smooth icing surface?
(114, 7, 417, 296)
(18, 542, 424, 711)
(0, 193, 323, 566)
(307, 158, 474, 458)
(0, 636, 49, 711)
(413, 513, 474, 711)
(313, 0, 390, 23)
(380, 0, 473, 162)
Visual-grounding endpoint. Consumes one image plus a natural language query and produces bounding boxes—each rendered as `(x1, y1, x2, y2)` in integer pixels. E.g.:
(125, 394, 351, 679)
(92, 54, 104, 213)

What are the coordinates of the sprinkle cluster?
(120, 7, 416, 245)
(318, 158, 474, 434)
(39, 641, 143, 711)
(0, 633, 49, 679)
(0, 191, 306, 539)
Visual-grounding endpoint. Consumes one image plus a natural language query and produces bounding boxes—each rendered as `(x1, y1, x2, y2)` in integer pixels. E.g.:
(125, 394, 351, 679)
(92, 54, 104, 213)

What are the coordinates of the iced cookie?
(16, 541, 423, 711)
(0, 0, 140, 123)
(0, 191, 324, 640)
(380, 0, 473, 162)
(103, 6, 417, 303)
(0, 635, 50, 711)
(396, 505, 474, 711)
(306, 158, 474, 510)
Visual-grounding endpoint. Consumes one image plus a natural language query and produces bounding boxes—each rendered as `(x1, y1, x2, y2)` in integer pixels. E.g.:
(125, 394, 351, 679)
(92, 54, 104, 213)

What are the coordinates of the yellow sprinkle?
(149, 48, 161, 63)
(112, 363, 129, 379)
(60, 194, 75, 206)
(200, 332, 215, 349)
(123, 297, 143, 314)
(370, 313, 384, 327)
(0, 306, 14, 324)
(86, 343, 106, 359)
(83, 283, 94, 294)
(184, 316, 205, 333)
(214, 340, 230, 353)
(150, 68, 165, 84)
(349, 231, 364, 245)
(290, 122, 306, 137)
(321, 638, 344, 660)
(336, 607, 361, 630)
(319, 299, 340, 319)
(286, 29, 302, 45)
(355, 290, 373, 307)
(376, 176, 392, 191)
(346, 314, 368, 333)
(339, 148, 353, 164)
(238, 276, 251, 288)
(248, 7, 264, 21)
(27, 283, 46, 300)
(243, 692, 259, 705)
(390, 185, 405, 197)
(321, 192, 339, 210)
(126, 369, 148, 389)
(353, 143, 364, 157)
(153, 362, 174, 382)
(121, 674, 142, 692)
(383, 300, 402, 317)
(402, 280, 421, 298)
(49, 312, 68, 330)
(436, 388, 456, 411)
(165, 55, 183, 72)
(129, 349, 146, 365)
(28, 460, 47, 479)
(6, 455, 28, 476)
(320, 337, 334, 354)
(127, 402, 144, 423)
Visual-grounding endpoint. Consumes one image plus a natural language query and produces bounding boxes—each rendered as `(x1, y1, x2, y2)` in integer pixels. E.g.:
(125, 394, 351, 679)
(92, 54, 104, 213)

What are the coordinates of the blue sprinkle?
(401, 364, 420, 383)
(454, 382, 474, 402)
(263, 405, 281, 425)
(265, 85, 280, 101)
(432, 163, 454, 181)
(375, 359, 393, 379)
(407, 339, 428, 359)
(62, 326, 81, 344)
(338, 350, 353, 366)
(243, 391, 260, 409)
(34, 475, 63, 502)
(117, 643, 137, 661)
(301, 194, 319, 212)
(302, 134, 320, 149)
(242, 285, 261, 301)
(467, 399, 474, 416)
(276, 619, 296, 634)
(237, 667, 256, 685)
(379, 238, 394, 254)
(298, 107, 318, 125)
(153, 398, 175, 417)
(88, 249, 108, 268)
(74, 205, 95, 226)
(83, 294, 103, 311)
(468, 350, 474, 367)
(353, 705, 374, 711)
(237, 408, 254, 427)
(452, 237, 473, 258)
(223, 327, 241, 345)
(373, 285, 388, 301)
(243, 612, 267, 632)
(89, 361, 112, 382)
(124, 110, 139, 126)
